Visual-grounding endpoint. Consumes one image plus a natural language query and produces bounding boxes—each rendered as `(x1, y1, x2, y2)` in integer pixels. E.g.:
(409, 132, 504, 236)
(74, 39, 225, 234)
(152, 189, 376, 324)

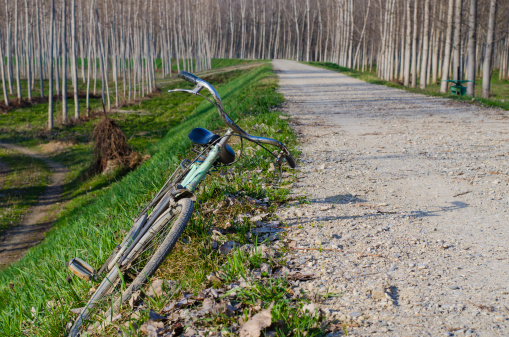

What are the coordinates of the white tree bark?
(0, 25, 9, 106)
(61, 0, 67, 124)
(24, 0, 31, 101)
(411, 0, 418, 88)
(71, 0, 79, 118)
(14, 0, 21, 99)
(440, 0, 455, 93)
(452, 0, 462, 81)
(419, 0, 430, 89)
(466, 0, 477, 96)
(48, 0, 55, 130)
(35, 0, 43, 97)
(482, 0, 497, 99)
(403, 0, 412, 86)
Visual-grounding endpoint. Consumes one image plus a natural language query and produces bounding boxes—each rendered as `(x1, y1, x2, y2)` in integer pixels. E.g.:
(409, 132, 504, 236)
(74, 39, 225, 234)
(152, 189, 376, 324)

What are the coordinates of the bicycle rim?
(68, 198, 193, 336)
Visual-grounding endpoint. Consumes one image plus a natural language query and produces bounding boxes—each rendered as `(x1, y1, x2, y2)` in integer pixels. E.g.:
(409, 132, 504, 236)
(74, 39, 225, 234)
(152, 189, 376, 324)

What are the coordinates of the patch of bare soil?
(273, 60, 509, 336)
(0, 143, 68, 268)
(38, 141, 75, 155)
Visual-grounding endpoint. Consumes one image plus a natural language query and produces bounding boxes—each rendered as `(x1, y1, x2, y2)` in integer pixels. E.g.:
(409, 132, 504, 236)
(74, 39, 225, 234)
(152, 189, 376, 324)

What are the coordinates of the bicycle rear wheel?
(68, 198, 194, 336)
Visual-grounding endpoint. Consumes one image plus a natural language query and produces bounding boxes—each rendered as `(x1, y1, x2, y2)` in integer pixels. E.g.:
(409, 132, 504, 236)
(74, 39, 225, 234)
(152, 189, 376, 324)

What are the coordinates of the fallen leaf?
(146, 279, 165, 297)
(219, 240, 239, 255)
(129, 291, 142, 309)
(184, 327, 197, 336)
(239, 303, 273, 337)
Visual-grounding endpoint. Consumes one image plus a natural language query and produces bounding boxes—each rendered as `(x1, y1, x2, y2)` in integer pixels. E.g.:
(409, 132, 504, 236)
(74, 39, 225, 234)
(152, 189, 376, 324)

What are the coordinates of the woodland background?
(0, 0, 508, 129)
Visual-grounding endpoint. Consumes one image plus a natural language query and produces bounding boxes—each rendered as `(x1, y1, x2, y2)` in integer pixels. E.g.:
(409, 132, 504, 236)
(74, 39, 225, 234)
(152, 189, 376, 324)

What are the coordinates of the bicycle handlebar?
(173, 71, 296, 168)
(178, 71, 200, 85)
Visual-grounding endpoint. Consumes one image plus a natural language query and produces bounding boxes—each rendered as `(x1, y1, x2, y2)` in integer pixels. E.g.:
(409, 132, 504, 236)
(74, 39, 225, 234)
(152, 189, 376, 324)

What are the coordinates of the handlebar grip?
(178, 71, 200, 85)
(285, 153, 296, 169)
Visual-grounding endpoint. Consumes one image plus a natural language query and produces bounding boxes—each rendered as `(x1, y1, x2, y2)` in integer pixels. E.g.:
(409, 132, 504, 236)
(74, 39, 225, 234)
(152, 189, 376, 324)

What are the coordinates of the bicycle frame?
(181, 129, 233, 192)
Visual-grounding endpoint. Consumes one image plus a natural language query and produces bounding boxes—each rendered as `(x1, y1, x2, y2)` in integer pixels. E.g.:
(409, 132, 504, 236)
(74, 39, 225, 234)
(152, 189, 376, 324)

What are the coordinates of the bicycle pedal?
(68, 258, 97, 281)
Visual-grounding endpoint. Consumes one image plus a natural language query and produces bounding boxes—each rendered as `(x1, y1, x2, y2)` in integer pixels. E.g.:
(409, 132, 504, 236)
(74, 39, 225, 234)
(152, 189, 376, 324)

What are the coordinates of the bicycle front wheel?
(68, 198, 194, 336)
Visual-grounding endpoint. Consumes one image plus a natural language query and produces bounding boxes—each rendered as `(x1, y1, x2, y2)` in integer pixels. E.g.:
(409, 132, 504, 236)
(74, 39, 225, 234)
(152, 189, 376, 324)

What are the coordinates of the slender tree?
(411, 0, 418, 88)
(14, 0, 21, 99)
(440, 0, 455, 93)
(482, 0, 497, 99)
(24, 0, 31, 101)
(0, 26, 9, 106)
(466, 0, 477, 96)
(420, 0, 430, 89)
(48, 0, 55, 130)
(452, 0, 462, 81)
(61, 0, 67, 124)
(71, 0, 79, 118)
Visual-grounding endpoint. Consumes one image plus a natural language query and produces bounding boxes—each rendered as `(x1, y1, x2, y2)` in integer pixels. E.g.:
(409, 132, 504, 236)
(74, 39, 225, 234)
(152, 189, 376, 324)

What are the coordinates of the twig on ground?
(289, 247, 384, 258)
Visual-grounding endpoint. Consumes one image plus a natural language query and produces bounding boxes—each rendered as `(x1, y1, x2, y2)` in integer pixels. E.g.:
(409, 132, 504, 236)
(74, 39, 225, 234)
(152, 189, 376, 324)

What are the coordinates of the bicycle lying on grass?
(66, 71, 295, 336)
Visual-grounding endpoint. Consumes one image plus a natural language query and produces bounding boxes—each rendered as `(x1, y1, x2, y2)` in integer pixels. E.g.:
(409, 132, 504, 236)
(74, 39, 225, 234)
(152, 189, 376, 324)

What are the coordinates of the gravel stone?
(272, 60, 509, 336)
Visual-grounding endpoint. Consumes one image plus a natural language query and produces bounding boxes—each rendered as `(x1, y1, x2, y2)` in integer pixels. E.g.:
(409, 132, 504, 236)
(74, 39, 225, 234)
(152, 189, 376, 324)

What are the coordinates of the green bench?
(444, 80, 474, 96)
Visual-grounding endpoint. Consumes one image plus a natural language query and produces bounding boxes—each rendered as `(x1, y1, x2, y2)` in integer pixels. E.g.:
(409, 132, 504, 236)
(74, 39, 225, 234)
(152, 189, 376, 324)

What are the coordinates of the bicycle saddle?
(188, 127, 220, 145)
(188, 127, 235, 165)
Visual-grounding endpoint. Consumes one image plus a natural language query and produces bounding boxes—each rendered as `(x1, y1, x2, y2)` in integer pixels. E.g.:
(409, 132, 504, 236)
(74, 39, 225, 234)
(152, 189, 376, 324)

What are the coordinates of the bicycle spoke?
(126, 209, 179, 276)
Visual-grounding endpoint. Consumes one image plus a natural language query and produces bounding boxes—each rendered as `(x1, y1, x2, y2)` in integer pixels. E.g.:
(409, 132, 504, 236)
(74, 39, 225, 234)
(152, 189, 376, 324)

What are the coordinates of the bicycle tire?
(110, 197, 194, 312)
(68, 198, 194, 336)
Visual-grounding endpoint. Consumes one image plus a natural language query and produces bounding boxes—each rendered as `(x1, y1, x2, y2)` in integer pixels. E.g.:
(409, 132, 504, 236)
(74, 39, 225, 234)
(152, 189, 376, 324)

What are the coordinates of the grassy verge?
(0, 148, 51, 233)
(0, 63, 323, 336)
(0, 60, 256, 235)
(305, 61, 509, 111)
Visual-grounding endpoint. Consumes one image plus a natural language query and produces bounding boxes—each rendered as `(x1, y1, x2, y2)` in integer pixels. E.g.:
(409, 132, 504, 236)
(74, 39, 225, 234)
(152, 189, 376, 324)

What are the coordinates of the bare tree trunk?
(0, 26, 9, 106)
(240, 0, 246, 59)
(61, 0, 67, 124)
(293, 0, 300, 61)
(86, 0, 95, 113)
(36, 0, 43, 97)
(403, 0, 412, 86)
(305, 0, 310, 61)
(5, 0, 13, 94)
(354, 0, 371, 69)
(466, 0, 477, 96)
(419, 0, 430, 89)
(71, 0, 79, 118)
(440, 0, 454, 93)
(24, 0, 31, 101)
(452, 0, 462, 81)
(14, 0, 21, 99)
(411, 0, 418, 88)
(228, 0, 233, 58)
(96, 8, 106, 107)
(482, 0, 497, 99)
(48, 0, 55, 130)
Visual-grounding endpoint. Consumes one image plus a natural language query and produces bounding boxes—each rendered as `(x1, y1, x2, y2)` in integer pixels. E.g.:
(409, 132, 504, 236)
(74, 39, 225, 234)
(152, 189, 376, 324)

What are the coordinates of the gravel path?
(0, 143, 68, 268)
(272, 60, 509, 336)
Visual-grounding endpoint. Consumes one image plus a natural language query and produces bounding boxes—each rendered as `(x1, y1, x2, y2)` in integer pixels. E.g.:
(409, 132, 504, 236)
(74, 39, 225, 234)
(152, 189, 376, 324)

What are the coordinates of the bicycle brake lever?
(168, 84, 203, 95)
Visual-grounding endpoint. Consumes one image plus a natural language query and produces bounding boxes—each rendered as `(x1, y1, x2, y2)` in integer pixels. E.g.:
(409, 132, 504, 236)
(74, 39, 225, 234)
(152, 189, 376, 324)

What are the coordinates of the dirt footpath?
(0, 143, 67, 268)
(272, 60, 509, 336)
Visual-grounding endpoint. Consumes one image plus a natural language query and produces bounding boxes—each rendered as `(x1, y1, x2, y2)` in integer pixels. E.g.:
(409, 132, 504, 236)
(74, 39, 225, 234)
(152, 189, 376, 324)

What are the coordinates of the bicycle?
(66, 71, 295, 336)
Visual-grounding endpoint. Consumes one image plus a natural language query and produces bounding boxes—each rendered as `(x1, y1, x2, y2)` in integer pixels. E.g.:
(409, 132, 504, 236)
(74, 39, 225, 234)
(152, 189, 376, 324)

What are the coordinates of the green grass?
(0, 59, 258, 147)
(0, 63, 303, 336)
(0, 60, 257, 234)
(305, 61, 509, 111)
(0, 148, 51, 233)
